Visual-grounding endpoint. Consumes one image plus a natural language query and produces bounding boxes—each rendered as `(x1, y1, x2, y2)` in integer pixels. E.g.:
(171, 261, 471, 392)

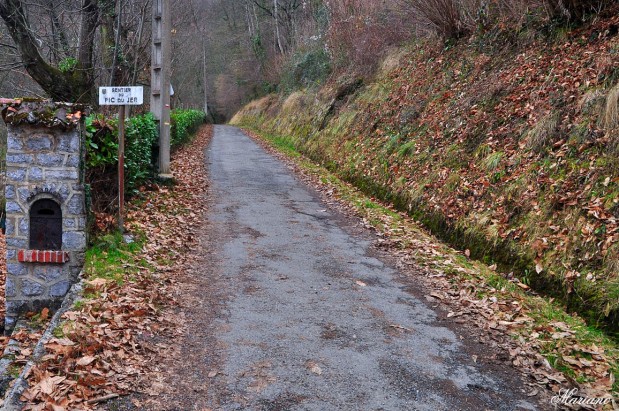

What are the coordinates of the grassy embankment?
(232, 16, 619, 337)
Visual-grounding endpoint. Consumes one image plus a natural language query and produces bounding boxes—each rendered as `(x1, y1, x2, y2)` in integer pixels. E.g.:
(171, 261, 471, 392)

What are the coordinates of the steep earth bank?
(231, 13, 619, 332)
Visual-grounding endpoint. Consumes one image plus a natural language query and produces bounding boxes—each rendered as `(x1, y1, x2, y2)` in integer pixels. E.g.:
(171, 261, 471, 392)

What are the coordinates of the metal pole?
(118, 106, 126, 231)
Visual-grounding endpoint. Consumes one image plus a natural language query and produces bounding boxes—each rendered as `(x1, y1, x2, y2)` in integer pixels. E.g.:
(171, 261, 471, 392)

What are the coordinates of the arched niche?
(29, 199, 62, 250)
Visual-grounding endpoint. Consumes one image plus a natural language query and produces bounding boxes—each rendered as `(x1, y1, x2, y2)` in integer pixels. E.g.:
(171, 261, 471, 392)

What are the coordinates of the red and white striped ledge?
(18, 250, 70, 263)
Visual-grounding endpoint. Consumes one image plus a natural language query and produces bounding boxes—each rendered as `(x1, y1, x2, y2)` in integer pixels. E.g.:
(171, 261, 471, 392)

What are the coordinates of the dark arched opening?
(29, 199, 62, 250)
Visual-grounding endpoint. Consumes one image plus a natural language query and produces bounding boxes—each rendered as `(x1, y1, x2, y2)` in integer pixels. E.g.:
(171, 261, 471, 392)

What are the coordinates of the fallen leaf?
(40, 308, 49, 321)
(76, 356, 96, 366)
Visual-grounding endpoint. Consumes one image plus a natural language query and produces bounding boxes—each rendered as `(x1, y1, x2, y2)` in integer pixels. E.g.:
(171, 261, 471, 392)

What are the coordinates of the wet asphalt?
(202, 125, 542, 411)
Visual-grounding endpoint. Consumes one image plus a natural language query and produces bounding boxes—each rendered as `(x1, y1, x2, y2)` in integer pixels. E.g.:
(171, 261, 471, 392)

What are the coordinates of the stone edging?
(0, 277, 83, 410)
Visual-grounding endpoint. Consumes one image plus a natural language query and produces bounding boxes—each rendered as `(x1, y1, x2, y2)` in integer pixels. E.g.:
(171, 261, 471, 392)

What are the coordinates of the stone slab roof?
(0, 98, 88, 129)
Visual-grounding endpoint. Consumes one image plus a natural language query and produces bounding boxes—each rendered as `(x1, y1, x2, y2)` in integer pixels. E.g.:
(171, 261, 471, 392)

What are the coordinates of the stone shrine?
(1, 99, 87, 332)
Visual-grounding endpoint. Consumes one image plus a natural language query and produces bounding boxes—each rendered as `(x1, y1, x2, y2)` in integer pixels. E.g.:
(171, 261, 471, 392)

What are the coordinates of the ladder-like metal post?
(151, 0, 172, 176)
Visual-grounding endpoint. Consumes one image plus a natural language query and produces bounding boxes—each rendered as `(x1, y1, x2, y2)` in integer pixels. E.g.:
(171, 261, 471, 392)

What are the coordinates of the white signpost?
(98, 86, 144, 230)
(99, 86, 144, 106)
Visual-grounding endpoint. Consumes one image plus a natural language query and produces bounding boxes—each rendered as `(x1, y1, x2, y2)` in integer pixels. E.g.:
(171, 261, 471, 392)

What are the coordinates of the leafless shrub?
(541, 0, 612, 20)
(493, 0, 536, 24)
(398, 0, 536, 39)
(325, 0, 414, 75)
(400, 0, 477, 39)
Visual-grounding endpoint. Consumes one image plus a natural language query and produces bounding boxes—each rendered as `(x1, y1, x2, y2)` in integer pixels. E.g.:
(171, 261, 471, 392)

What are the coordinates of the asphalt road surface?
(178, 125, 543, 411)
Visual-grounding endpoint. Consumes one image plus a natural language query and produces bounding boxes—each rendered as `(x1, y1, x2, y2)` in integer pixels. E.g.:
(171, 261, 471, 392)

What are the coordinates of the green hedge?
(85, 112, 158, 193)
(86, 109, 205, 193)
(171, 109, 206, 147)
(85, 114, 118, 168)
(125, 113, 158, 190)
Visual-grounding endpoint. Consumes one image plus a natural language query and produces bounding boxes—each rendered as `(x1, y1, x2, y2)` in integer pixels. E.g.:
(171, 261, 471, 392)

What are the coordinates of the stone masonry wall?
(4, 123, 86, 331)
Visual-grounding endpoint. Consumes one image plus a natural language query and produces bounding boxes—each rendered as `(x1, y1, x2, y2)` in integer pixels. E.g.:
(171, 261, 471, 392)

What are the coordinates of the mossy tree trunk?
(0, 0, 100, 104)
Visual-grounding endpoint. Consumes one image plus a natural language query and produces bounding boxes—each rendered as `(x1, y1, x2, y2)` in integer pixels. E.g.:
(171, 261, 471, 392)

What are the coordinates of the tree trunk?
(108, 0, 123, 86)
(99, 0, 117, 85)
(274, 0, 284, 54)
(0, 0, 99, 103)
(131, 2, 148, 85)
(203, 42, 208, 116)
(48, 0, 70, 62)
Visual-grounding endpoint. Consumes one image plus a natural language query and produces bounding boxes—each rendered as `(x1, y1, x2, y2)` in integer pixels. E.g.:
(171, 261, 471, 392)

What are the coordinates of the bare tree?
(0, 0, 153, 103)
(0, 0, 99, 102)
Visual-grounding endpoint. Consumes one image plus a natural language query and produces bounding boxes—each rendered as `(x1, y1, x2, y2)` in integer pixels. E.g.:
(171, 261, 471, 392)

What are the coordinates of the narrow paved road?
(167, 126, 542, 410)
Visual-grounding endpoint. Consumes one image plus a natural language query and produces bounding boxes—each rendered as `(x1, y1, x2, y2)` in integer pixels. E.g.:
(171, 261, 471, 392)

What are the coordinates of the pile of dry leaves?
(17, 125, 212, 410)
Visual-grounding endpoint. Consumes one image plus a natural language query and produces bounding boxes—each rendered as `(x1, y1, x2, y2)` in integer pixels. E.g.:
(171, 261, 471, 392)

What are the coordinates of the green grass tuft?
(84, 231, 144, 285)
(483, 151, 504, 171)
